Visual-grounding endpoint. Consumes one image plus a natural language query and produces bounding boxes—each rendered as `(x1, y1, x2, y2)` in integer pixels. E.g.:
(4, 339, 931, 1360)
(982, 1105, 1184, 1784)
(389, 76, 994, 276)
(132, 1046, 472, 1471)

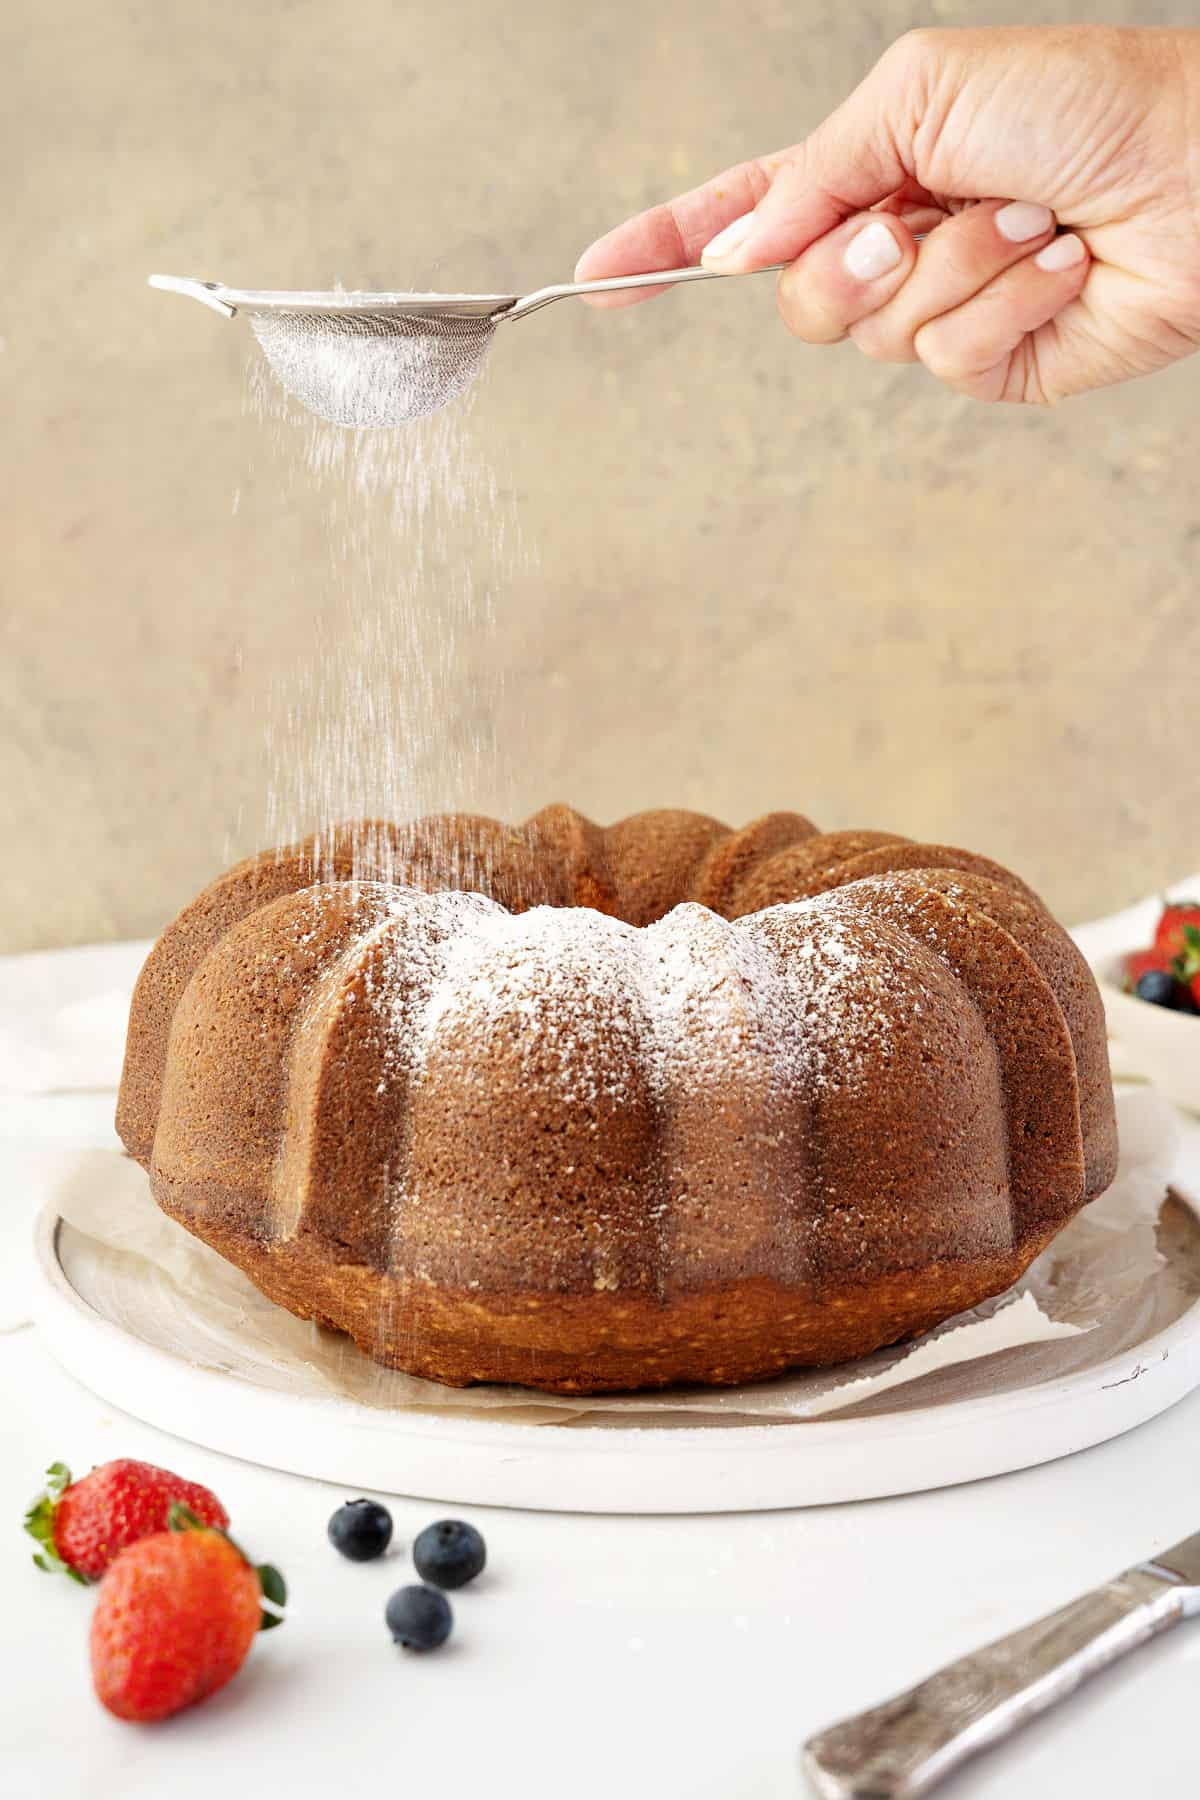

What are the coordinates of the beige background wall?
(4, 0, 1198, 953)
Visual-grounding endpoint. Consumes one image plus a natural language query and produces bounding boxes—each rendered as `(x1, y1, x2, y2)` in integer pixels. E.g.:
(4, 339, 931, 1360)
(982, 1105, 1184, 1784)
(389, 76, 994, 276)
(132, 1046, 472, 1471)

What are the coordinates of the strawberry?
(1125, 947, 1175, 989)
(24, 1459, 228, 1584)
(1153, 903, 1200, 962)
(90, 1505, 285, 1723)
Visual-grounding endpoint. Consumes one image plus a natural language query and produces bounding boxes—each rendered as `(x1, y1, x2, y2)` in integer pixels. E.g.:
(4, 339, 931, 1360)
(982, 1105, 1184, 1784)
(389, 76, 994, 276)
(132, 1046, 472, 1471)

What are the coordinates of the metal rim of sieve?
(153, 275, 526, 323)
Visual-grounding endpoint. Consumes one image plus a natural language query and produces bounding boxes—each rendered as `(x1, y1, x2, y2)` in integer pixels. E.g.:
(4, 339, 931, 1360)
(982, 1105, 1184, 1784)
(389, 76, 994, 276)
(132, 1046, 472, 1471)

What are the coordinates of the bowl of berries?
(1097, 900, 1200, 1113)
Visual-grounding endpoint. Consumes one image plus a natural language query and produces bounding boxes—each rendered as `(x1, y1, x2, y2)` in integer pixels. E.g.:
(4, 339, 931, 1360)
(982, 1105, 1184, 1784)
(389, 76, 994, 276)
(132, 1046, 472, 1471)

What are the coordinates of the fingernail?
(843, 220, 902, 282)
(1035, 233, 1086, 271)
(701, 211, 757, 265)
(995, 201, 1054, 243)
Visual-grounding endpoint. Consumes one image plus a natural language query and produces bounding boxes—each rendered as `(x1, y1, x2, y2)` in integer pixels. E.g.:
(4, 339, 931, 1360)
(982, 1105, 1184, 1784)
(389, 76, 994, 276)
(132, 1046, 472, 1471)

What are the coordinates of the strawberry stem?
(167, 1502, 205, 1533)
(1171, 926, 1200, 984)
(167, 1501, 287, 1630)
(257, 1564, 287, 1631)
(23, 1463, 88, 1584)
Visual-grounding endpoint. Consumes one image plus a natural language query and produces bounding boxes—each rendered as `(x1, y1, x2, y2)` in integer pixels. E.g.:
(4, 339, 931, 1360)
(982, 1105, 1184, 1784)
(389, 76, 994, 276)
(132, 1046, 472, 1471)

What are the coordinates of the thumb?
(701, 42, 924, 272)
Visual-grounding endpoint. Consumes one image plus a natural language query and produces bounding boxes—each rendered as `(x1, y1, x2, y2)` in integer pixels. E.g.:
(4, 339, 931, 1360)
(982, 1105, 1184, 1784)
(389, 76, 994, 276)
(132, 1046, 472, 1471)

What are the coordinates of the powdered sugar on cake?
(346, 887, 919, 1110)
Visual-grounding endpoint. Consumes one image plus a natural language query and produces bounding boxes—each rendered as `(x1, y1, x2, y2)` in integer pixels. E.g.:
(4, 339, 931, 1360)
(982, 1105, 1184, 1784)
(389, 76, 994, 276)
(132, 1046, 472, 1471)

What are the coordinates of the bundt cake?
(116, 807, 1118, 1393)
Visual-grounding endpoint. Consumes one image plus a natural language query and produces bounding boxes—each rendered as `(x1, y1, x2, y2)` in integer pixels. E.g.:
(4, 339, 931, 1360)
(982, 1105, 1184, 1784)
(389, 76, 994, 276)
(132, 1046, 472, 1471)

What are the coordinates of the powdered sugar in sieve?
(246, 309, 497, 429)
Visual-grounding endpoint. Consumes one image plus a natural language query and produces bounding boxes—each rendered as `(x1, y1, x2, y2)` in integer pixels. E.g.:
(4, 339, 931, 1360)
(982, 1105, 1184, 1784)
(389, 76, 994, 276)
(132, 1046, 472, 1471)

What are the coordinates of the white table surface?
(4, 935, 1200, 1800)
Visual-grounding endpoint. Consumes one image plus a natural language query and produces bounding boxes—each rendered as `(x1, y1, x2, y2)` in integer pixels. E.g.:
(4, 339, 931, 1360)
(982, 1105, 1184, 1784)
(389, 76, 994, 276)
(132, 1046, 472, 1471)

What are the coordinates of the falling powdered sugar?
(241, 341, 526, 890)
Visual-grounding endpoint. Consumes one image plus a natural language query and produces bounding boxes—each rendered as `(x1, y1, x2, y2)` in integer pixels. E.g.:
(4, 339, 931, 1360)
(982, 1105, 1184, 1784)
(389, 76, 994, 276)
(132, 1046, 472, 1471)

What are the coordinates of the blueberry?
(413, 1519, 487, 1590)
(385, 1583, 453, 1651)
(328, 1498, 393, 1562)
(1135, 970, 1188, 1011)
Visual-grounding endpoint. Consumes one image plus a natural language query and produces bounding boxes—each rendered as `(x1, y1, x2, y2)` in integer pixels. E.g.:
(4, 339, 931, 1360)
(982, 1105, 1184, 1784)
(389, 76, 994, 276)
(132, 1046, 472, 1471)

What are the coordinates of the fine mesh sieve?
(149, 266, 787, 429)
(246, 310, 497, 428)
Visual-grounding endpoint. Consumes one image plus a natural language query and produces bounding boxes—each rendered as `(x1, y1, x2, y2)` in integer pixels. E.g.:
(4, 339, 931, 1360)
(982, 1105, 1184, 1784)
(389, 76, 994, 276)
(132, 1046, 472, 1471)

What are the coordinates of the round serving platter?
(31, 1184, 1200, 1515)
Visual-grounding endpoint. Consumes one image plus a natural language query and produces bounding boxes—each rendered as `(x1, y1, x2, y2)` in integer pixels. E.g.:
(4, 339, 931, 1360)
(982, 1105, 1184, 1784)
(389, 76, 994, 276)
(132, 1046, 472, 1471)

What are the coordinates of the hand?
(575, 26, 1200, 404)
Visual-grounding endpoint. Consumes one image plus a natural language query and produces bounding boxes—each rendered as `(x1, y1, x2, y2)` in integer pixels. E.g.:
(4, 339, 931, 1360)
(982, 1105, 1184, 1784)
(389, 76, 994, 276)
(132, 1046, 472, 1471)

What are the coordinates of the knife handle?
(803, 1564, 1187, 1799)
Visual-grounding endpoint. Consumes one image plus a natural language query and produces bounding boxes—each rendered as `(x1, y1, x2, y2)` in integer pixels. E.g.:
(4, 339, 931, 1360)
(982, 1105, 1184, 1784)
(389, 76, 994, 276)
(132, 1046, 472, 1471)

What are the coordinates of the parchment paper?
(51, 1088, 1190, 1429)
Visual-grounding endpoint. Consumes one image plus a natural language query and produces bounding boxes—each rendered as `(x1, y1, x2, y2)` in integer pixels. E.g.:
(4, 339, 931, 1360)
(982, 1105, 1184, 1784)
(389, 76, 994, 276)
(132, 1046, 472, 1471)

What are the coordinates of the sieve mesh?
(247, 308, 497, 428)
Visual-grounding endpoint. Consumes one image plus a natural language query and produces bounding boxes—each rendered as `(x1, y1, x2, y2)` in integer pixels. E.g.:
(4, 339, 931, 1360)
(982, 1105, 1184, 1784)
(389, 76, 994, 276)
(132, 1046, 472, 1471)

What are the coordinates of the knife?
(803, 1529, 1200, 1797)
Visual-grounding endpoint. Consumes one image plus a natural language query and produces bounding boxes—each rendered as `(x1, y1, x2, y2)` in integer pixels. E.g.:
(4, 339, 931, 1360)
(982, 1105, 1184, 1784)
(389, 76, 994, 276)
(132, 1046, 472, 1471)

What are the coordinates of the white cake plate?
(31, 1190, 1200, 1515)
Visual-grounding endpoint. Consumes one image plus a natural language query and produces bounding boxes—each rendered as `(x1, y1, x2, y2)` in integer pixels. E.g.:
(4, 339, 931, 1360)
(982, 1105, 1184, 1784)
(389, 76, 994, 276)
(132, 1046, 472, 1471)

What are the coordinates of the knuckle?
(881, 27, 945, 76)
(912, 318, 974, 382)
(775, 278, 846, 346)
(848, 316, 918, 364)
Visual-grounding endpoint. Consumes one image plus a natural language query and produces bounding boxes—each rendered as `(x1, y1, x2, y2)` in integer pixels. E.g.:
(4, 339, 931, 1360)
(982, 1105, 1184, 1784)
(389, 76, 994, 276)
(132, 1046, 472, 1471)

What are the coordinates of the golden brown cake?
(116, 807, 1118, 1393)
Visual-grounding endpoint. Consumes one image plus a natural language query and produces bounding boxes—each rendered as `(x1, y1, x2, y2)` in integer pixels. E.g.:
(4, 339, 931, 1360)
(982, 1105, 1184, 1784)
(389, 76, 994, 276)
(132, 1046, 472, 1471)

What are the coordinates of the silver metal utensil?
(148, 265, 786, 325)
(803, 1529, 1200, 1798)
(147, 265, 786, 428)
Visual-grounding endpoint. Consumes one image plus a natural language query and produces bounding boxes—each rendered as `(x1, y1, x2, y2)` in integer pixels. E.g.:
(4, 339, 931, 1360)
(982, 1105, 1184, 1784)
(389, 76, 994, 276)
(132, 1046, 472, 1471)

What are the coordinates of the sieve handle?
(148, 274, 238, 319)
(499, 262, 788, 321)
